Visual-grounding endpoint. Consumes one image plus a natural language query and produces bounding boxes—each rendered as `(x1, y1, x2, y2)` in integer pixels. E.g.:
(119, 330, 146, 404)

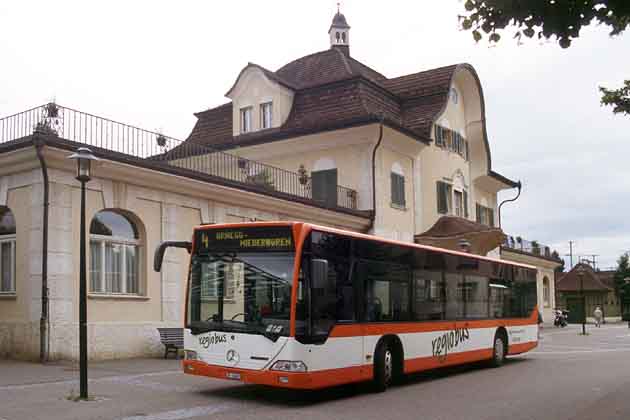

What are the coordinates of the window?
(436, 181, 452, 214)
(454, 190, 463, 217)
(414, 270, 445, 320)
(434, 125, 468, 160)
(90, 210, 141, 295)
(435, 125, 445, 146)
(200, 261, 238, 300)
(260, 102, 272, 129)
(0, 206, 16, 294)
(391, 172, 405, 207)
(360, 260, 411, 322)
(240, 107, 252, 133)
(543, 276, 550, 307)
(476, 204, 495, 226)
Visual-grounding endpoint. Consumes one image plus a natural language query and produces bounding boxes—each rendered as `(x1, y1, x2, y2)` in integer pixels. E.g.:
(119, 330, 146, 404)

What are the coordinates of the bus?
(154, 221, 538, 391)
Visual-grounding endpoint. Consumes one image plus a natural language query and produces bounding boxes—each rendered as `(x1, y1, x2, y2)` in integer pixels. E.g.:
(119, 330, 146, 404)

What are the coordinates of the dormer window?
(260, 102, 273, 129)
(240, 107, 252, 134)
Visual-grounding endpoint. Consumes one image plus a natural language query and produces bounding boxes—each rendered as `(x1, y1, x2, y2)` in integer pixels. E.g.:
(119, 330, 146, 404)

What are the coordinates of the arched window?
(542, 276, 550, 307)
(90, 210, 142, 295)
(0, 206, 16, 293)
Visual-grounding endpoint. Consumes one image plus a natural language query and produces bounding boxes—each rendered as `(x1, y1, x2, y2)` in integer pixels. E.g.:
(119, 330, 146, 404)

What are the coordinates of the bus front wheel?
(373, 341, 394, 392)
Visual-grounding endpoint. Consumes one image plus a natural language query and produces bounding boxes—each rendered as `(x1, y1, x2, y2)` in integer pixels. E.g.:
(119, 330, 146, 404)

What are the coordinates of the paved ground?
(2, 323, 630, 420)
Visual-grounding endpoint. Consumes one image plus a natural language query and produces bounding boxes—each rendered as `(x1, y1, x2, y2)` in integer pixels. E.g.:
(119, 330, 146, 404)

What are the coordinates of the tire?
(373, 341, 394, 392)
(489, 332, 507, 368)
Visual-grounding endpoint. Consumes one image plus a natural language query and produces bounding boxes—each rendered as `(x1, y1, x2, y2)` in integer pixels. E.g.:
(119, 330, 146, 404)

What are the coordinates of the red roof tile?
(556, 263, 613, 292)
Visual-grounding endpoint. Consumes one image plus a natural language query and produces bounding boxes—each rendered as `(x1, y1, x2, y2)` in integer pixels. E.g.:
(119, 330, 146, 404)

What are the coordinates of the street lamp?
(68, 147, 98, 400)
(577, 265, 586, 335)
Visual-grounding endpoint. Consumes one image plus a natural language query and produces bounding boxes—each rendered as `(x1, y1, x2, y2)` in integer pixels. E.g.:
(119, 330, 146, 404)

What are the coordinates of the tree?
(459, 1, 630, 114)
(613, 253, 630, 299)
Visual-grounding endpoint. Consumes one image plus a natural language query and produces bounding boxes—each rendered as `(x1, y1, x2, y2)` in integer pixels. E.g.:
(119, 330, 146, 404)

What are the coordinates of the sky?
(1, 0, 629, 270)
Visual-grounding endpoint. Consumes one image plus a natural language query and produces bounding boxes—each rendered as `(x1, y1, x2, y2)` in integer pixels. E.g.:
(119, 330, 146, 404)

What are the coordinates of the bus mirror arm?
(154, 241, 192, 272)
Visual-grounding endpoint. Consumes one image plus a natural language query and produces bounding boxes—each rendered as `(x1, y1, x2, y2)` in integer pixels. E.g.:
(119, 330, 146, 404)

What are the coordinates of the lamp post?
(624, 277, 630, 329)
(577, 265, 586, 335)
(68, 147, 98, 400)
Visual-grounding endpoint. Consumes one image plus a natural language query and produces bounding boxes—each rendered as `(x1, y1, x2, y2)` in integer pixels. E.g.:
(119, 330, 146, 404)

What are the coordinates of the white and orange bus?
(154, 222, 538, 391)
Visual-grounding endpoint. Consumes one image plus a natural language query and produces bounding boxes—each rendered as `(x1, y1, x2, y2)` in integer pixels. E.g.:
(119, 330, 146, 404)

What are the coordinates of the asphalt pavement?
(2, 323, 630, 420)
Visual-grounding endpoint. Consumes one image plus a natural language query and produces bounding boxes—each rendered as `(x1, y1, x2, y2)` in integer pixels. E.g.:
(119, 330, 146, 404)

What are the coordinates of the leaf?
(489, 32, 501, 42)
(472, 30, 482, 42)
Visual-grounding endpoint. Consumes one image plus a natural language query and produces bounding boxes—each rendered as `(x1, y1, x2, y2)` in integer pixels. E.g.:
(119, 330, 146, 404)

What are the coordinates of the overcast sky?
(1, 1, 629, 270)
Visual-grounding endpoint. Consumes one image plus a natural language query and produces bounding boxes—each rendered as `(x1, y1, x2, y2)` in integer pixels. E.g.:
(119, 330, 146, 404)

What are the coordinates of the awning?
(414, 216, 506, 255)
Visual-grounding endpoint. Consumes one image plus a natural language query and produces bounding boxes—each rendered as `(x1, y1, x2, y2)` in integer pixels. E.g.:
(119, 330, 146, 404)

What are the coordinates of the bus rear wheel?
(373, 342, 394, 392)
(489, 332, 507, 368)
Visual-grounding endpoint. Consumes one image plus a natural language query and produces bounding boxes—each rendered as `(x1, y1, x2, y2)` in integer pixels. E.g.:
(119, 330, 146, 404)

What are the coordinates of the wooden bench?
(157, 327, 183, 359)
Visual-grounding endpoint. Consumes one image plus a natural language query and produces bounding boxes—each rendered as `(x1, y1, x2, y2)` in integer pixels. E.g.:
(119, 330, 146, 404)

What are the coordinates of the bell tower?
(329, 4, 350, 55)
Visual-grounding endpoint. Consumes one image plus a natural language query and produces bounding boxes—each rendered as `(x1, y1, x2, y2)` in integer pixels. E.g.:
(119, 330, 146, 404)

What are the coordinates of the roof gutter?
(366, 115, 385, 233)
(497, 180, 522, 229)
(33, 133, 50, 363)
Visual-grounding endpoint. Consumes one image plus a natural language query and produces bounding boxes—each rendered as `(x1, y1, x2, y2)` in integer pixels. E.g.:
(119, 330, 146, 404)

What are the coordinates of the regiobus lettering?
(154, 222, 539, 391)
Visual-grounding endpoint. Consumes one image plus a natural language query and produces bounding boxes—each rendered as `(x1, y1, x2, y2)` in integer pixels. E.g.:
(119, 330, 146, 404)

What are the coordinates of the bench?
(157, 327, 183, 359)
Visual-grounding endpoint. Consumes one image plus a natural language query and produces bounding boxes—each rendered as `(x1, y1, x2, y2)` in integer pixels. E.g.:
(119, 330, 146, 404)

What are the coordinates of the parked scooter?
(554, 309, 569, 327)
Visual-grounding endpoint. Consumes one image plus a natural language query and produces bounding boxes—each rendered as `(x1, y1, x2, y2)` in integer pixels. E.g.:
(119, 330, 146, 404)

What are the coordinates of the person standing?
(594, 306, 603, 328)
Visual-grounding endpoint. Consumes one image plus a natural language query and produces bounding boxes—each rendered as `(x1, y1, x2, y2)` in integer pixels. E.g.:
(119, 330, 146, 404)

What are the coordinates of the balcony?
(502, 236, 561, 261)
(0, 103, 359, 212)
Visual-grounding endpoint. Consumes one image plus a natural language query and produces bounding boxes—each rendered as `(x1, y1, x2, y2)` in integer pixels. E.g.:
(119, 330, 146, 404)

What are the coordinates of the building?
(1, 10, 540, 361)
(556, 263, 621, 323)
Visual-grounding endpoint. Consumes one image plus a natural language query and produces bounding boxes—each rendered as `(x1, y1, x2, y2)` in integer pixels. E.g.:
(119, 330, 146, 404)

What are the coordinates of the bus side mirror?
(154, 241, 192, 272)
(311, 259, 329, 290)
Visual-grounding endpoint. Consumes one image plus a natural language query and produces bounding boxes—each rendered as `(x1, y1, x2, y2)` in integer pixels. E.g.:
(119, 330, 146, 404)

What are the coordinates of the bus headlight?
(270, 360, 307, 372)
(184, 350, 199, 361)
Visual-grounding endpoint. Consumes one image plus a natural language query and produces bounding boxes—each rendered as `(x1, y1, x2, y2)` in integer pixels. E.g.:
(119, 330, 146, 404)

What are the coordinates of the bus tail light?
(270, 360, 307, 372)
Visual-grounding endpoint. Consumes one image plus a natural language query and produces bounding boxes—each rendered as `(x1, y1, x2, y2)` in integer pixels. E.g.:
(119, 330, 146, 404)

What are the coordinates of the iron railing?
(0, 103, 358, 211)
(503, 236, 559, 259)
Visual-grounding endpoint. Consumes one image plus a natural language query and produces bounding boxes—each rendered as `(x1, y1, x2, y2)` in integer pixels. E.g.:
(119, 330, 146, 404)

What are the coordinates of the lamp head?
(68, 147, 98, 182)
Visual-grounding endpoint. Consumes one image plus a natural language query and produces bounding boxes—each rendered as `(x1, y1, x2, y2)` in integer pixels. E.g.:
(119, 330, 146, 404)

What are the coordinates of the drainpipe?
(34, 134, 50, 363)
(497, 181, 522, 229)
(366, 114, 385, 234)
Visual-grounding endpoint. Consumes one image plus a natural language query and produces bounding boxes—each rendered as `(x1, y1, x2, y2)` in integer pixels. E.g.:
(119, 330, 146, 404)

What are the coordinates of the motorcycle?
(553, 309, 568, 327)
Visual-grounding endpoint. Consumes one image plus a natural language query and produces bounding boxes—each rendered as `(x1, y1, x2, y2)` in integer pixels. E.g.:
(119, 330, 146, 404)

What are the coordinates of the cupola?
(329, 5, 350, 55)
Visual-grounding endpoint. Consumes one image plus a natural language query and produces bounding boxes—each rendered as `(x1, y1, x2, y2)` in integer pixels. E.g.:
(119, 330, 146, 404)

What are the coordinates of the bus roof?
(194, 221, 538, 271)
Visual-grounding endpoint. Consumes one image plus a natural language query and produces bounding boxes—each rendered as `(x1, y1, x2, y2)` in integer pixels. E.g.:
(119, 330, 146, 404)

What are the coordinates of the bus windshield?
(187, 226, 295, 339)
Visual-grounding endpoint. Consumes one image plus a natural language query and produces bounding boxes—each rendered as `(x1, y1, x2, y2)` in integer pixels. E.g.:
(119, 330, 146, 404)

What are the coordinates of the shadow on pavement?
(195, 357, 531, 407)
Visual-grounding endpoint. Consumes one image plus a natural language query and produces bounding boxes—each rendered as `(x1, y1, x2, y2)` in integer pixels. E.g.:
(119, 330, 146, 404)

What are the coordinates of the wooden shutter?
(463, 190, 468, 218)
(312, 169, 338, 208)
(476, 203, 482, 223)
(437, 182, 447, 214)
(391, 173, 405, 206)
(488, 208, 495, 227)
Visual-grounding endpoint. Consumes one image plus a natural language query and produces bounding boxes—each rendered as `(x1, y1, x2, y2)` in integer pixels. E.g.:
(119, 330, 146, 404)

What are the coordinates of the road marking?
(530, 348, 630, 355)
(0, 370, 181, 392)
(120, 404, 234, 420)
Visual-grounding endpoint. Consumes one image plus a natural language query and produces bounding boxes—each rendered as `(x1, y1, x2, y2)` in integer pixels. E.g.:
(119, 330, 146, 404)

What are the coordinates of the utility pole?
(590, 254, 599, 270)
(565, 241, 574, 269)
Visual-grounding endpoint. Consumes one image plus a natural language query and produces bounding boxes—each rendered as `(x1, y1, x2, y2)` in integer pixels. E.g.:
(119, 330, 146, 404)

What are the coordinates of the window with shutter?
(312, 169, 338, 208)
(476, 203, 482, 223)
(435, 125, 444, 146)
(437, 181, 451, 214)
(391, 173, 406, 207)
(488, 208, 495, 227)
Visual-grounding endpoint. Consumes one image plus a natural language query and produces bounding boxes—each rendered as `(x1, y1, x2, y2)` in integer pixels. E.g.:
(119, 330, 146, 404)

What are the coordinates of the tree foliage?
(613, 253, 630, 299)
(459, 1, 630, 114)
(599, 80, 630, 115)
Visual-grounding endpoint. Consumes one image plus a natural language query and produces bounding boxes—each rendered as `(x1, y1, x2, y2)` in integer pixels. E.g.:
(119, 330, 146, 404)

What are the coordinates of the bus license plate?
(226, 372, 241, 380)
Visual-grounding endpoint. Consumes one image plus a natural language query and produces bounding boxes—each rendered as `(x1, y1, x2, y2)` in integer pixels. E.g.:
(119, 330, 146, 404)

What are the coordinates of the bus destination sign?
(195, 226, 294, 252)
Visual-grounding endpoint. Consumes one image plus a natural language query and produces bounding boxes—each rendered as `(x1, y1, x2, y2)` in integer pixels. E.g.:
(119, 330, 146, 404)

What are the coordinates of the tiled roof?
(186, 48, 455, 149)
(556, 263, 613, 292)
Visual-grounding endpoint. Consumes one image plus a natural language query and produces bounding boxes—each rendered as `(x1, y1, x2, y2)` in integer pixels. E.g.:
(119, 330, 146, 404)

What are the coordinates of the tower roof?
(329, 11, 350, 31)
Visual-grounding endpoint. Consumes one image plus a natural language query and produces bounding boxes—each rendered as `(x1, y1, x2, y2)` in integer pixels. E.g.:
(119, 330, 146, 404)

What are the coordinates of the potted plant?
(238, 157, 249, 170)
(246, 168, 275, 190)
(531, 240, 540, 255)
(156, 134, 167, 147)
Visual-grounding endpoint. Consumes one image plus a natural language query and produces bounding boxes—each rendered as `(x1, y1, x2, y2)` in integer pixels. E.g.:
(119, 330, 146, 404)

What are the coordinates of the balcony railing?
(0, 103, 358, 211)
(503, 236, 560, 260)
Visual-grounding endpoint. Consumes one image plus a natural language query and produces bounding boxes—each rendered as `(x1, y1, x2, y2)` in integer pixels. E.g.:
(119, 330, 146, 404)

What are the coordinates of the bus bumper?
(182, 360, 316, 389)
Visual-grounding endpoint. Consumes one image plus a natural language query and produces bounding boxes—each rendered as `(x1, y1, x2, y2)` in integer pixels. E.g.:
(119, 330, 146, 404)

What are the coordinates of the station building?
(0, 10, 559, 360)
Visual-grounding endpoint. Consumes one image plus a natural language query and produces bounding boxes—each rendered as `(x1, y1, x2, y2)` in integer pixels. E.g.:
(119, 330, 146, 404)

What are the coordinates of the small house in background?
(555, 263, 621, 323)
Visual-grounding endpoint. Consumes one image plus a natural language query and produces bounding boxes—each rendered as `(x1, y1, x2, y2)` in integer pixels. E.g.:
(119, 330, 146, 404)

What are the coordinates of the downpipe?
(34, 135, 50, 363)
(497, 181, 522, 229)
(366, 115, 385, 234)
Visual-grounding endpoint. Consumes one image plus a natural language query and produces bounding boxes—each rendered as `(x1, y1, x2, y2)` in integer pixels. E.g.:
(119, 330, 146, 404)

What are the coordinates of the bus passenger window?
(360, 260, 410, 322)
